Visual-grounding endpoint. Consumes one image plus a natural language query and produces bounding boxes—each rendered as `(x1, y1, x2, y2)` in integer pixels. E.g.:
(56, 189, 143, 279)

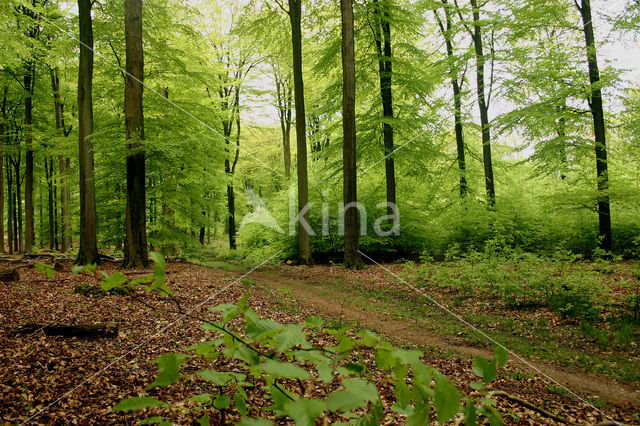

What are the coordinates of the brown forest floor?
(0, 259, 638, 425)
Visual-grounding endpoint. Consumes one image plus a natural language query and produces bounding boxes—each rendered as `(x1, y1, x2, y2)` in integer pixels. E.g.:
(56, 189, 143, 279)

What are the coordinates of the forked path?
(249, 267, 640, 409)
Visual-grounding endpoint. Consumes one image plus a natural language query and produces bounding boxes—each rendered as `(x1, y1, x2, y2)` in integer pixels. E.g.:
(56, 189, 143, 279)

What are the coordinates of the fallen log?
(0, 268, 19, 282)
(12, 322, 118, 338)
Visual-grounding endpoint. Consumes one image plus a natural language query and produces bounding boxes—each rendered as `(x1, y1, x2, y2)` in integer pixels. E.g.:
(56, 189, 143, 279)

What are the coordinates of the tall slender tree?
(21, 1, 39, 252)
(371, 0, 397, 212)
(274, 69, 293, 179)
(76, 0, 99, 265)
(456, 0, 495, 206)
(122, 0, 149, 268)
(0, 87, 6, 253)
(287, 0, 313, 265)
(341, 0, 363, 269)
(576, 0, 612, 251)
(434, 0, 467, 197)
(50, 67, 72, 251)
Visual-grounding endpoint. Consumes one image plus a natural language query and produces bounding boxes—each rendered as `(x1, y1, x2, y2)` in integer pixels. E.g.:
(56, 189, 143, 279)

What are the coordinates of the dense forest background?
(1, 0, 639, 266)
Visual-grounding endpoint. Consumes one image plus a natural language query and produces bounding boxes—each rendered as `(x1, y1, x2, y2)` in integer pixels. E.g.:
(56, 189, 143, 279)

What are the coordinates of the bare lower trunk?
(76, 0, 100, 265)
(341, 0, 363, 269)
(24, 67, 35, 251)
(122, 0, 149, 268)
(288, 0, 313, 265)
(578, 0, 612, 252)
(435, 2, 467, 197)
(469, 0, 495, 207)
(373, 0, 396, 212)
(51, 68, 72, 251)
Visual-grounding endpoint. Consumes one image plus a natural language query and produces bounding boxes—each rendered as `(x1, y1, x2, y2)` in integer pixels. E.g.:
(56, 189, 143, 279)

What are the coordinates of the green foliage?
(108, 266, 508, 424)
(34, 263, 56, 278)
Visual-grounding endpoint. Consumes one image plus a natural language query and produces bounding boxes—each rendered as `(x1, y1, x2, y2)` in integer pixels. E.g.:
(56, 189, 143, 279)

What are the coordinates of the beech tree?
(456, 0, 496, 206)
(576, 0, 612, 251)
(341, 0, 363, 269)
(434, 0, 467, 197)
(287, 0, 313, 265)
(76, 0, 99, 265)
(122, 0, 148, 268)
(371, 0, 397, 210)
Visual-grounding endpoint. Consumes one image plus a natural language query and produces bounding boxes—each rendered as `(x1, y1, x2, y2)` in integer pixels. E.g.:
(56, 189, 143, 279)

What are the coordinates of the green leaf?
(391, 349, 422, 365)
(236, 419, 273, 426)
(234, 345, 260, 366)
(113, 396, 168, 412)
(198, 370, 232, 386)
(316, 362, 334, 383)
(72, 264, 96, 275)
(198, 414, 210, 426)
(406, 407, 430, 426)
(210, 303, 242, 323)
(189, 341, 221, 359)
(213, 395, 232, 410)
(273, 326, 307, 351)
(34, 263, 56, 278)
(433, 371, 461, 424)
(283, 398, 326, 426)
(304, 316, 323, 328)
(356, 329, 380, 346)
(464, 400, 478, 426)
(326, 390, 366, 412)
(138, 417, 165, 425)
(472, 356, 497, 384)
(234, 392, 247, 416)
(101, 272, 129, 292)
(130, 275, 154, 286)
(343, 378, 378, 401)
(188, 394, 212, 404)
(394, 380, 411, 409)
(261, 359, 310, 380)
(150, 251, 166, 277)
(494, 346, 509, 369)
(244, 318, 285, 340)
(480, 404, 503, 426)
(147, 275, 172, 296)
(470, 381, 485, 390)
(146, 353, 187, 390)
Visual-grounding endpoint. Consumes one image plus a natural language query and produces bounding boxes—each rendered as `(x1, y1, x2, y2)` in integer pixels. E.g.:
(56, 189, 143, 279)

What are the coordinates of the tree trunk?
(6, 161, 13, 254)
(13, 322, 118, 339)
(0, 88, 6, 253)
(578, 0, 612, 252)
(122, 0, 149, 268)
(288, 0, 313, 265)
(24, 66, 35, 251)
(373, 0, 397, 212)
(275, 73, 293, 179)
(76, 0, 100, 265)
(15, 159, 23, 253)
(341, 0, 363, 269)
(50, 68, 72, 251)
(435, 2, 467, 197)
(46, 159, 55, 250)
(469, 0, 495, 206)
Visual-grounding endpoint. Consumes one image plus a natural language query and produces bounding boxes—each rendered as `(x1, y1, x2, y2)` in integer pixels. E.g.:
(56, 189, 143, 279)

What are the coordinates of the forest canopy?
(0, 0, 638, 264)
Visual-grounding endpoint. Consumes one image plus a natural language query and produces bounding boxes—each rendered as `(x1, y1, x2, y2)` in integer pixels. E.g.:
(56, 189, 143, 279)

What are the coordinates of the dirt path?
(249, 268, 640, 409)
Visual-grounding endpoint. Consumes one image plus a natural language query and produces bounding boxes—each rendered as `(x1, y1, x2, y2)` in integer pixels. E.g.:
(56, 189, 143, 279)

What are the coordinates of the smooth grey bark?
(122, 0, 149, 268)
(76, 0, 100, 265)
(372, 0, 397, 212)
(577, 0, 612, 251)
(288, 0, 313, 265)
(435, 1, 467, 197)
(341, 0, 364, 269)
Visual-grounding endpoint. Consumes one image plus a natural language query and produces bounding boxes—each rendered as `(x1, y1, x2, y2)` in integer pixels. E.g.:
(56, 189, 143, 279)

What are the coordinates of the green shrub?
(93, 253, 509, 424)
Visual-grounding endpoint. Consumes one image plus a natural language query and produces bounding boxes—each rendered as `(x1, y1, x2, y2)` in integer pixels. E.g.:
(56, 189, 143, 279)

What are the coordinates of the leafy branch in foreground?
(100, 256, 507, 425)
